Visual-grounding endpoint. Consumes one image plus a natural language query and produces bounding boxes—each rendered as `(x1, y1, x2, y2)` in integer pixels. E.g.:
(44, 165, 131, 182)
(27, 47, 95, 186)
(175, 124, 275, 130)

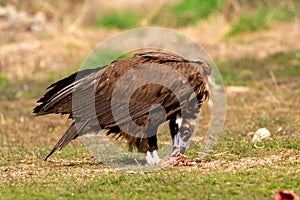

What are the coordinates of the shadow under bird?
(33, 51, 211, 166)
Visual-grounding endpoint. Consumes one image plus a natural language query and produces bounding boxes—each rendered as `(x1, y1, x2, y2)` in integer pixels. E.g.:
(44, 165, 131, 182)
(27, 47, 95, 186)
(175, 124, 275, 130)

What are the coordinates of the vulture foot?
(145, 150, 160, 165)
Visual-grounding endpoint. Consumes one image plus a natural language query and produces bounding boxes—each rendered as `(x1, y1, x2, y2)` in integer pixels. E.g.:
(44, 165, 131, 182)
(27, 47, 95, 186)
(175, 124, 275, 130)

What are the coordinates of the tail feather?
(44, 121, 88, 160)
(33, 68, 102, 116)
(33, 72, 78, 116)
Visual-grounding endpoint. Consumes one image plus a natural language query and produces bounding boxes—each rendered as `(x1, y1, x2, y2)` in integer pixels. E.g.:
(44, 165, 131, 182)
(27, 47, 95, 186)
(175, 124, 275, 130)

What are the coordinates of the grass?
(0, 147, 299, 199)
(216, 50, 300, 87)
(227, 6, 296, 36)
(89, 0, 298, 30)
(227, 9, 269, 36)
(0, 79, 49, 101)
(1, 47, 299, 199)
(168, 0, 224, 27)
(92, 11, 140, 29)
(0, 1, 299, 198)
(0, 70, 73, 101)
(89, 0, 297, 31)
(79, 50, 132, 70)
(149, 0, 224, 27)
(1, 164, 299, 199)
(90, 0, 224, 28)
(0, 73, 8, 85)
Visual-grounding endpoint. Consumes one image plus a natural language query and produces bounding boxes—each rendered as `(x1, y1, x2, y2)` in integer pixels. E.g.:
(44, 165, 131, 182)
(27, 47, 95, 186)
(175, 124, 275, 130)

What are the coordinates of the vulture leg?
(145, 127, 161, 165)
(169, 118, 180, 141)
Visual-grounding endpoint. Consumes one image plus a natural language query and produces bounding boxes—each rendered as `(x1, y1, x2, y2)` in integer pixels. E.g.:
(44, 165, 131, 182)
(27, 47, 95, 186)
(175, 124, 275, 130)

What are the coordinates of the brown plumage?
(33, 51, 211, 161)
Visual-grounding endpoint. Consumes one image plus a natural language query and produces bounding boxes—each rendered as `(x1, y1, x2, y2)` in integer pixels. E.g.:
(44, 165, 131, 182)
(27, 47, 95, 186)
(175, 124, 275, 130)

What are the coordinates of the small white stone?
(252, 128, 271, 143)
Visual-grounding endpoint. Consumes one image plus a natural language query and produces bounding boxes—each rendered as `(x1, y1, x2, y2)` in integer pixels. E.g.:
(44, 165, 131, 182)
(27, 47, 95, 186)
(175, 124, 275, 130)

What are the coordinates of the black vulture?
(33, 51, 211, 165)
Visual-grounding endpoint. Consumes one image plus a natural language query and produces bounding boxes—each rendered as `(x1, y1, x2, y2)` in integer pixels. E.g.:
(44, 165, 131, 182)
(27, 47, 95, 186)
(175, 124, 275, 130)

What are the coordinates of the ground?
(0, 1, 299, 199)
